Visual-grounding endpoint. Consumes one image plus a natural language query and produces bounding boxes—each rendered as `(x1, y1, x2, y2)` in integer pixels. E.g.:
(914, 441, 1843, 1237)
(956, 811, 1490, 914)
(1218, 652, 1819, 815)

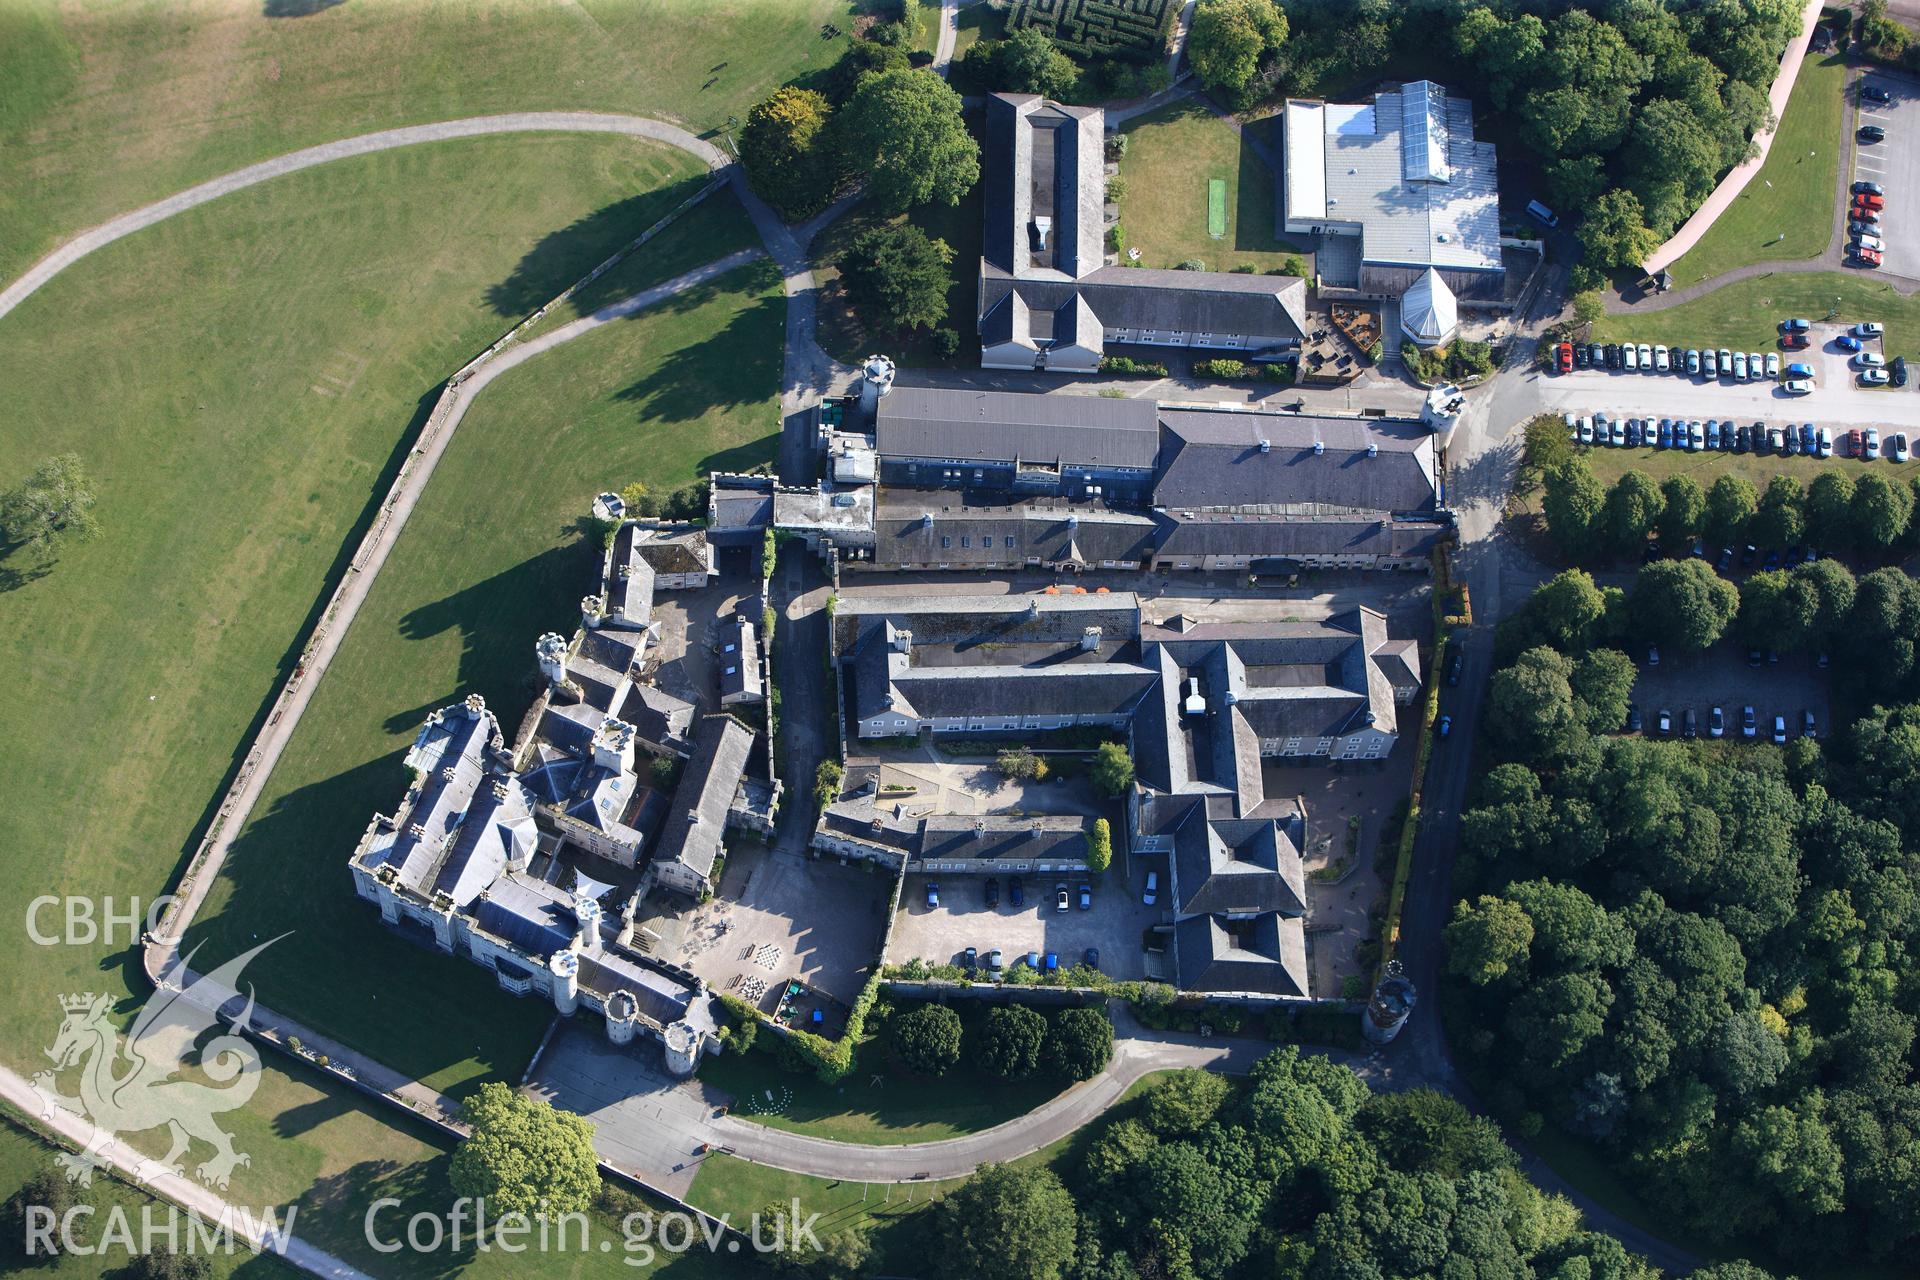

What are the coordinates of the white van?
(1526, 199, 1560, 229)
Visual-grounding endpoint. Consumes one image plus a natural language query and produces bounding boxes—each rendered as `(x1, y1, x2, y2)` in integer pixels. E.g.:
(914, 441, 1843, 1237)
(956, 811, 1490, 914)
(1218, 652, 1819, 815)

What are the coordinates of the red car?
(1781, 332, 1809, 349)
(1555, 341, 1574, 372)
(1853, 193, 1886, 213)
(1853, 246, 1885, 268)
(1846, 428, 1863, 457)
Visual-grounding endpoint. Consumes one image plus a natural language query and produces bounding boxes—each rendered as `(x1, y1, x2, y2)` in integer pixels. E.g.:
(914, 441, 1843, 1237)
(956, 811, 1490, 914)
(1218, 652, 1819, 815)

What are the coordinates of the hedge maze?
(1009, 0, 1179, 63)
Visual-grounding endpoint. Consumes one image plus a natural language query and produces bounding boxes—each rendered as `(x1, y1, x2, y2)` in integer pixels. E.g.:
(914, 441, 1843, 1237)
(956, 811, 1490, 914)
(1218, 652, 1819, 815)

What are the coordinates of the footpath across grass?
(184, 259, 786, 1094)
(0, 133, 709, 1082)
(1664, 52, 1849, 286)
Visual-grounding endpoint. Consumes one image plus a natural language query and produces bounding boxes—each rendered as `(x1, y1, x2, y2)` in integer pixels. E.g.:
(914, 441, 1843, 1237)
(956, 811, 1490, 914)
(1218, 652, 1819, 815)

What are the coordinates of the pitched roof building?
(977, 94, 1308, 371)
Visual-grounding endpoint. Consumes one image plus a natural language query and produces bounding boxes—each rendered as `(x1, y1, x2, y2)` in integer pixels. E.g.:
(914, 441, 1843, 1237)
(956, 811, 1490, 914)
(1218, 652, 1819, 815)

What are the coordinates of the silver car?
(1637, 342, 1653, 370)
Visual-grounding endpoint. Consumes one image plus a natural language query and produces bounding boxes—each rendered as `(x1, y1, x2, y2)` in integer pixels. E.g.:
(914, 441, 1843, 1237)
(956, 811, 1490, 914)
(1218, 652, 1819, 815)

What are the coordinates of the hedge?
(1008, 0, 1180, 64)
(780, 972, 884, 1082)
(1098, 355, 1167, 376)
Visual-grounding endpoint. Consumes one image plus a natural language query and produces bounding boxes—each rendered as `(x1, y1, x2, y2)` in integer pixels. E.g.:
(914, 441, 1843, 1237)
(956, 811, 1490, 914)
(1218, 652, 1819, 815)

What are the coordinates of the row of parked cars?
(927, 876, 1092, 912)
(1850, 182, 1887, 270)
(1556, 339, 1794, 384)
(1566, 413, 1914, 460)
(1631, 703, 1815, 744)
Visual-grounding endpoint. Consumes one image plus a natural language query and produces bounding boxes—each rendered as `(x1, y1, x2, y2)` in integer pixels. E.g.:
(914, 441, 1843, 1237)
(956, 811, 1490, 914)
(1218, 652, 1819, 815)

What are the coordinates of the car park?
(1716, 348, 1733, 377)
(1637, 342, 1653, 369)
(1657, 708, 1672, 735)
(1710, 706, 1724, 739)
(1702, 349, 1718, 377)
(1862, 368, 1890, 386)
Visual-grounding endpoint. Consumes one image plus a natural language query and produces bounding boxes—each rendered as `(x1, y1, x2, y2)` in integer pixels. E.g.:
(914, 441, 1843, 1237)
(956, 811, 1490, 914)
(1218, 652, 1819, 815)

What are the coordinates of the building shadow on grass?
(485, 176, 715, 321)
(613, 286, 785, 423)
(397, 542, 596, 708)
(263, 0, 346, 15)
(300, 1157, 475, 1278)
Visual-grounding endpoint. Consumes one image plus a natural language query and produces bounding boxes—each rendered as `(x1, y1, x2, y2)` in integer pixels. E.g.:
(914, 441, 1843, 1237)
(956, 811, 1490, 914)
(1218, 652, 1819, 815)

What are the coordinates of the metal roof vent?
(1258, 438, 1271, 453)
(1367, 442, 1379, 458)
(1312, 441, 1325, 456)
(921, 512, 933, 526)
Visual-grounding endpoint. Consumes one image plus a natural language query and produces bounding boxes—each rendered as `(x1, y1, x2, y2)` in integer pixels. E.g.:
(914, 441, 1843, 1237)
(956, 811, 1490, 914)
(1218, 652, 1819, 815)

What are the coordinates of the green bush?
(1261, 362, 1296, 384)
(813, 758, 844, 813)
(1107, 223, 1127, 252)
(931, 327, 961, 358)
(1098, 355, 1167, 376)
(1087, 817, 1112, 873)
(1196, 358, 1247, 379)
(1176, 258, 1206, 271)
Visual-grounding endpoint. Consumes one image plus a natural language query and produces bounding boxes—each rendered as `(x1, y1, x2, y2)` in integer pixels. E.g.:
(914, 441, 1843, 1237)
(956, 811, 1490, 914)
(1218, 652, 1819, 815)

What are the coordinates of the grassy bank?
(1592, 271, 1920, 360)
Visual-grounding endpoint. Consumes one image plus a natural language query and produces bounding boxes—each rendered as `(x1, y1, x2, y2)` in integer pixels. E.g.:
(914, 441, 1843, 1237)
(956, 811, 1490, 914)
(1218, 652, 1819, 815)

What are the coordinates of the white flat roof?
(1283, 100, 1326, 223)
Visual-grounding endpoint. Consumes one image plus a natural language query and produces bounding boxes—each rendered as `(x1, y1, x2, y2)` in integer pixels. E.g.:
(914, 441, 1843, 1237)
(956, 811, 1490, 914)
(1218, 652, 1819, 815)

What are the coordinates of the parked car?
(1623, 343, 1639, 371)
(1589, 343, 1605, 367)
(1683, 708, 1698, 739)
(1688, 419, 1705, 449)
(1780, 317, 1812, 333)
(1054, 883, 1069, 913)
(1782, 332, 1809, 349)
(1710, 706, 1725, 739)
(1577, 416, 1594, 444)
(1892, 433, 1910, 462)
(1854, 207, 1882, 226)
(985, 877, 999, 907)
(1555, 342, 1574, 372)
(1702, 349, 1718, 377)
(1734, 424, 1750, 453)
(1853, 246, 1885, 268)
(989, 948, 1003, 971)
(1743, 705, 1757, 738)
(1856, 321, 1885, 337)
(1847, 428, 1863, 457)
(1009, 877, 1024, 907)
(1706, 420, 1723, 450)
(1853, 234, 1885, 251)
(1764, 351, 1781, 378)
(1447, 649, 1463, 685)
(1654, 344, 1670, 371)
(1611, 418, 1627, 447)
(1782, 426, 1799, 456)
(1686, 347, 1702, 374)
(1657, 418, 1674, 448)
(963, 945, 977, 970)
(1438, 714, 1453, 739)
(1863, 84, 1892, 104)
(1767, 425, 1786, 452)
(925, 882, 940, 909)
(1838, 334, 1863, 352)
(1084, 947, 1100, 970)
(1627, 419, 1643, 448)
(1782, 379, 1813, 395)
(1859, 123, 1886, 143)
(1077, 883, 1091, 910)
(1764, 549, 1781, 571)
(1574, 343, 1591, 370)
(1731, 352, 1748, 379)
(1604, 343, 1621, 369)
(1851, 219, 1882, 237)
(1800, 423, 1818, 454)
(1865, 428, 1882, 459)
(1772, 715, 1788, 745)
(1143, 872, 1158, 905)
(1648, 645, 1661, 667)
(1804, 710, 1817, 739)
(1627, 705, 1643, 733)
(1852, 191, 1885, 210)
(1636, 342, 1653, 369)
(1717, 347, 1734, 377)
(1893, 356, 1908, 386)
(1785, 361, 1815, 380)
(1657, 708, 1673, 735)
(1855, 180, 1886, 196)
(1856, 350, 1886, 368)
(1862, 368, 1891, 386)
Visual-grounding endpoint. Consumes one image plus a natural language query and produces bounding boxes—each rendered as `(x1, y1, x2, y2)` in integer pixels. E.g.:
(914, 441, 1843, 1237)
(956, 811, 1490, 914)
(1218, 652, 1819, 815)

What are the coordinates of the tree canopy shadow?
(263, 0, 346, 15)
(485, 176, 714, 321)
(612, 285, 785, 423)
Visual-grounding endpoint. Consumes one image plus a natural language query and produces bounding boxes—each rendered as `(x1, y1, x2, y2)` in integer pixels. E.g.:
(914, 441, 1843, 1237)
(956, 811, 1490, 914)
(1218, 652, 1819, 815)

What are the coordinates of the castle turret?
(1362, 959, 1418, 1044)
(536, 632, 570, 689)
(591, 716, 637, 775)
(663, 1019, 702, 1077)
(582, 594, 606, 630)
(605, 990, 638, 1046)
(571, 893, 603, 955)
(549, 950, 580, 1017)
(858, 354, 895, 418)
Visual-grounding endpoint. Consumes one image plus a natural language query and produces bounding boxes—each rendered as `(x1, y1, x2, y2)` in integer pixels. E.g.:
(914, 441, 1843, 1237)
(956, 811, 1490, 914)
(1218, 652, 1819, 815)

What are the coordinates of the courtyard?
(887, 866, 1161, 982)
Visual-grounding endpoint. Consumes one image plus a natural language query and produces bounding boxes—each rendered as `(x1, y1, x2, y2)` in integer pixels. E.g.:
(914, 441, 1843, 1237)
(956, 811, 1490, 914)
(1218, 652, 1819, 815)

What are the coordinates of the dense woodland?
(920, 1053, 1788, 1280)
(1446, 571, 1920, 1268)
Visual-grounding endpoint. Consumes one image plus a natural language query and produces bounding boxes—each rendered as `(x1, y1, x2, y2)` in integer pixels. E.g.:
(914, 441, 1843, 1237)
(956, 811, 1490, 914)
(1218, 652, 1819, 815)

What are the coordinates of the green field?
(1663, 53, 1849, 287)
(698, 1018, 1071, 1143)
(1117, 100, 1306, 272)
(1580, 436, 1892, 492)
(182, 256, 783, 1090)
(1592, 271, 1920, 361)
(0, 134, 717, 1083)
(0, 0, 862, 285)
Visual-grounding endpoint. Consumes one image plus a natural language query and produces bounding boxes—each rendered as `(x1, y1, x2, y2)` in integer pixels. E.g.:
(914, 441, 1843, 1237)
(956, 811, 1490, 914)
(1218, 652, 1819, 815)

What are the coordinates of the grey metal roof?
(1152, 512, 1446, 559)
(474, 872, 577, 956)
(653, 714, 754, 883)
(430, 775, 537, 908)
(877, 386, 1160, 470)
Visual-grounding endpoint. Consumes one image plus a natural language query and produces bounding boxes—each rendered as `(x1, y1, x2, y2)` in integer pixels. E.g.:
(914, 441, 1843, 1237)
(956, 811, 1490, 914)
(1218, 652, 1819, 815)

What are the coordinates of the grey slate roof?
(617, 683, 695, 752)
(918, 815, 1090, 863)
(429, 775, 537, 908)
(1171, 815, 1307, 917)
(653, 714, 754, 884)
(1152, 512, 1446, 560)
(1153, 410, 1439, 514)
(1173, 912, 1310, 996)
(474, 871, 578, 956)
(873, 492, 1158, 567)
(1079, 266, 1309, 340)
(877, 386, 1160, 470)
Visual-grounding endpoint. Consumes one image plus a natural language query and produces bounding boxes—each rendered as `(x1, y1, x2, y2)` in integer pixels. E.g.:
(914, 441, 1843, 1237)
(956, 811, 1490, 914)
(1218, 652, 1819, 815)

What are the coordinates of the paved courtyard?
(646, 545, 761, 707)
(634, 843, 892, 1011)
(888, 869, 1159, 981)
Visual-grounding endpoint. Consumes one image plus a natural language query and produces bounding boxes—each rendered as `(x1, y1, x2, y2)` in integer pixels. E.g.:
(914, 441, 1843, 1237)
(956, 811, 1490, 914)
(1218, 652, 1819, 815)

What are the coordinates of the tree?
(1852, 470, 1915, 549)
(1, 1167, 82, 1265)
(892, 1002, 963, 1075)
(1140, 1069, 1233, 1136)
(1604, 470, 1665, 555)
(450, 1082, 599, 1220)
(1086, 817, 1112, 873)
(995, 746, 1047, 780)
(1657, 474, 1706, 547)
(1630, 558, 1739, 650)
(1543, 460, 1606, 558)
(1, 454, 100, 553)
(1570, 647, 1636, 733)
(740, 87, 838, 221)
(1705, 473, 1758, 546)
(838, 69, 979, 213)
(1571, 289, 1607, 326)
(1045, 1007, 1114, 1080)
(1751, 474, 1805, 549)
(1446, 895, 1535, 985)
(1527, 568, 1610, 651)
(1793, 558, 1856, 649)
(1489, 646, 1585, 761)
(1188, 0, 1287, 104)
(975, 1004, 1047, 1077)
(759, 1198, 872, 1278)
(994, 27, 1078, 100)
(825, 39, 910, 103)
(1739, 570, 1816, 651)
(839, 223, 954, 332)
(1805, 470, 1856, 549)
(1090, 742, 1135, 796)
(933, 1164, 1078, 1280)
(1578, 189, 1659, 274)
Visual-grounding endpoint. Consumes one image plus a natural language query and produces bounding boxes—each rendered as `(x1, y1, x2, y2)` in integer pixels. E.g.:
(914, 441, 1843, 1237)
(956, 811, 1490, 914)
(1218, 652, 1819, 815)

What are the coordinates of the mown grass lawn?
(699, 1016, 1071, 1145)
(0, 0, 861, 284)
(1663, 53, 1849, 287)
(1116, 99, 1307, 272)
(183, 257, 785, 1093)
(1578, 437, 1892, 492)
(1591, 271, 1920, 361)
(0, 133, 711, 1083)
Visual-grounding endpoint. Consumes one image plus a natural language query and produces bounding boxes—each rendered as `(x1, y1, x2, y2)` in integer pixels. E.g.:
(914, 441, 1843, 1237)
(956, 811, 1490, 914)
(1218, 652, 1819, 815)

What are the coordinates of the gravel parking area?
(888, 870, 1159, 981)
(1626, 643, 1831, 743)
